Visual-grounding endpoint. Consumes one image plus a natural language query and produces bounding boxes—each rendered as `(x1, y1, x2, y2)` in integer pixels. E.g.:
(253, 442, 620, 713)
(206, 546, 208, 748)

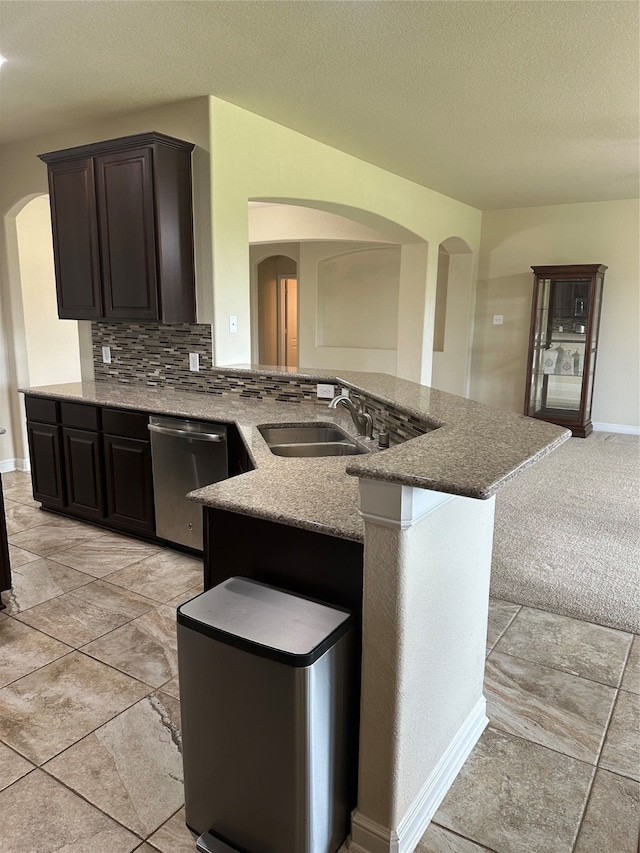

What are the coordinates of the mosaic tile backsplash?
(90, 322, 431, 443)
(92, 322, 214, 391)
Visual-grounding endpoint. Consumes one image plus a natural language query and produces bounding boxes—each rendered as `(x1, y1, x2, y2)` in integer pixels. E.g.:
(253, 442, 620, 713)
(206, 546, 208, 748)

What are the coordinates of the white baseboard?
(0, 458, 30, 474)
(349, 697, 488, 853)
(592, 422, 640, 435)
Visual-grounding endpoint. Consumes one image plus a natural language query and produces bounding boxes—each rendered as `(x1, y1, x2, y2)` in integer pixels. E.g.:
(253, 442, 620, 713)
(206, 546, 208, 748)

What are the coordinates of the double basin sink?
(258, 424, 367, 457)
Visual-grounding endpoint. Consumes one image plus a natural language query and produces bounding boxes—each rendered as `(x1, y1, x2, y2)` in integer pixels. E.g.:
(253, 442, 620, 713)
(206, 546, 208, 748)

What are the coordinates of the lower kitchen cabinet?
(62, 427, 105, 520)
(27, 421, 66, 508)
(103, 433, 155, 535)
(25, 395, 156, 540)
(102, 407, 155, 535)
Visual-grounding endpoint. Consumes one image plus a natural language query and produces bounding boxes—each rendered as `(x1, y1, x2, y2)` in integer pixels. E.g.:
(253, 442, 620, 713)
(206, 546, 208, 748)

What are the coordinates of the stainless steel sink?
(258, 424, 367, 457)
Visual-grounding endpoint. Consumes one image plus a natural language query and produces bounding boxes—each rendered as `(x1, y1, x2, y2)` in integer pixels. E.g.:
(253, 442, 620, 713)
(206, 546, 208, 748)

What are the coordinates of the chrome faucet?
(328, 394, 374, 440)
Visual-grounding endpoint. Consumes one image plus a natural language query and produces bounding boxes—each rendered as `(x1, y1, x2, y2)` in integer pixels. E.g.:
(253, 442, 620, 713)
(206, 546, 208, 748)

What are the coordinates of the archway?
(247, 201, 429, 380)
(2, 194, 83, 465)
(9, 195, 82, 387)
(255, 254, 298, 368)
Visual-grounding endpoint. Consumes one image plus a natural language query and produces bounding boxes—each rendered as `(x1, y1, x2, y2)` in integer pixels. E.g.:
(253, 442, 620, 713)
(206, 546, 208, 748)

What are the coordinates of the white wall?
(470, 199, 640, 428)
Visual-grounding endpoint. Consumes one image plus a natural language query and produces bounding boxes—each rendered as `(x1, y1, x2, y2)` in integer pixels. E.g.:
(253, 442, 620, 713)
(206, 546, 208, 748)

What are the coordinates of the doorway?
(278, 276, 298, 368)
(257, 255, 298, 368)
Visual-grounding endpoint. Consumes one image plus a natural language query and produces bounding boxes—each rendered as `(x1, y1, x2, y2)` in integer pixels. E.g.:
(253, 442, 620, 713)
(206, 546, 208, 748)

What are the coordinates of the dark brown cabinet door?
(39, 132, 196, 324)
(62, 428, 105, 521)
(26, 422, 66, 508)
(103, 434, 155, 534)
(46, 158, 102, 319)
(94, 148, 159, 321)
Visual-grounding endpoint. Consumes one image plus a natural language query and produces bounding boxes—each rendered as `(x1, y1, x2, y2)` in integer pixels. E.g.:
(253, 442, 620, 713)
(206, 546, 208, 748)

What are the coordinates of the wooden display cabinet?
(524, 264, 607, 437)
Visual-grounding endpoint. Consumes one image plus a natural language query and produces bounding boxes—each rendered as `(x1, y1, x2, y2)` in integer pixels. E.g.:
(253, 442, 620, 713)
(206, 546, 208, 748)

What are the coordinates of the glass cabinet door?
(525, 265, 606, 437)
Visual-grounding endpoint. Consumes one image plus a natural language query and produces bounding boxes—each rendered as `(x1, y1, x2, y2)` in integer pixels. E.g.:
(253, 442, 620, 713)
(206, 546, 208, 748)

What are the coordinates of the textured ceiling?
(0, 0, 638, 209)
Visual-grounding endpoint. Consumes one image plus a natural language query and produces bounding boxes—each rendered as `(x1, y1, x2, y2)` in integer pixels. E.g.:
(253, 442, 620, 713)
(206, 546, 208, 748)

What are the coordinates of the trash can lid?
(178, 577, 352, 666)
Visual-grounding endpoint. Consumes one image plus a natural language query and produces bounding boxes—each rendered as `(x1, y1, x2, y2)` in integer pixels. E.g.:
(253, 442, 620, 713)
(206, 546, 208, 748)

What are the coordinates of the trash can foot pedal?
(196, 831, 243, 853)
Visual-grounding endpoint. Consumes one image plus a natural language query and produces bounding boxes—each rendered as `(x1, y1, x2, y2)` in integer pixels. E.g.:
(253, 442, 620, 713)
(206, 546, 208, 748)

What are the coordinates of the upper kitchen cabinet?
(39, 132, 197, 323)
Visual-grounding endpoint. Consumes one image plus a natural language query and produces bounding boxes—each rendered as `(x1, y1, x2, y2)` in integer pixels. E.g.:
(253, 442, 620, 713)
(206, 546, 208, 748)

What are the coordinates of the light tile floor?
(1, 470, 638, 853)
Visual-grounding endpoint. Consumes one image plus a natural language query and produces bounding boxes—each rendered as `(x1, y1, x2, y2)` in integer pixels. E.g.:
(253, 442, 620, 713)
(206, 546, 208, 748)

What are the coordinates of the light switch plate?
(229, 315, 238, 333)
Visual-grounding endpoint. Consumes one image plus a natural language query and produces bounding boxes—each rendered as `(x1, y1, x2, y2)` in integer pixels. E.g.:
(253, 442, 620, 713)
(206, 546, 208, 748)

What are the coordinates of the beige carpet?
(491, 431, 640, 634)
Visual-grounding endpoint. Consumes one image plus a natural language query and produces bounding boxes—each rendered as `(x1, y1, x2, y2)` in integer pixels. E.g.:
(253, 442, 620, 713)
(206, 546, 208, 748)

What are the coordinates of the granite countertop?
(20, 368, 569, 542)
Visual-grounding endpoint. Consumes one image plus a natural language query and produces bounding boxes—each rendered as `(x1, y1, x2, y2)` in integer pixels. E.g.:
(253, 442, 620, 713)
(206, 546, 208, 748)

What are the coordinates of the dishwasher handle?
(148, 423, 226, 442)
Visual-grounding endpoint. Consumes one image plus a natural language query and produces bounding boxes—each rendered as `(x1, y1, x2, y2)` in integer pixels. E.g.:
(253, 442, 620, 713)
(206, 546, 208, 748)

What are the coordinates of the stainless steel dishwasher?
(148, 415, 228, 550)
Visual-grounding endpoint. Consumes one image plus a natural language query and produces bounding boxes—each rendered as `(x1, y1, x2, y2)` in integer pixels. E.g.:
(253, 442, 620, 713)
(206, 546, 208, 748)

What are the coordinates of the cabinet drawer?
(102, 408, 149, 440)
(61, 402, 101, 431)
(25, 396, 59, 424)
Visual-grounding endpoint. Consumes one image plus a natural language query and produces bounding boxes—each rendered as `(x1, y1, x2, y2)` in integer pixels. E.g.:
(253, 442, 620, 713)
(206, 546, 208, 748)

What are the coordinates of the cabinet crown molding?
(38, 131, 195, 164)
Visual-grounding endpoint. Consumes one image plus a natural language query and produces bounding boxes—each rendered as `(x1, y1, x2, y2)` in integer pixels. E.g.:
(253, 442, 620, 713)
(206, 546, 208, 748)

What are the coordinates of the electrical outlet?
(102, 346, 111, 364)
(493, 314, 504, 325)
(189, 353, 200, 372)
(316, 383, 336, 399)
(229, 315, 238, 334)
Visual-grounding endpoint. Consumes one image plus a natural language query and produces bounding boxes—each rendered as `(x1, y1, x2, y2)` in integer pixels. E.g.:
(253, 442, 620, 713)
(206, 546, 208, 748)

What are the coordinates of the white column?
(351, 479, 495, 853)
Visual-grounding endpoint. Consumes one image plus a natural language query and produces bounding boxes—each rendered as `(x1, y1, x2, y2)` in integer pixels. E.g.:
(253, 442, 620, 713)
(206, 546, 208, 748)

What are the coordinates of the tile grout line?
(485, 645, 634, 691)
(485, 603, 523, 654)
(569, 761, 600, 853)
(483, 724, 609, 776)
(428, 820, 502, 853)
(0, 624, 76, 689)
(0, 665, 155, 767)
(37, 762, 151, 846)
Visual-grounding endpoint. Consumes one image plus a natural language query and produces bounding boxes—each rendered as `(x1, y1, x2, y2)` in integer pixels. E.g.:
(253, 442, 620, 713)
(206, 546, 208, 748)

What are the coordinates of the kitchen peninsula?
(20, 367, 569, 853)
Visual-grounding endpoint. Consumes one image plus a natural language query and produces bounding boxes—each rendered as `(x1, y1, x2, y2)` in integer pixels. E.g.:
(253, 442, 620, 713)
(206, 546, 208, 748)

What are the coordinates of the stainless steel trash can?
(177, 577, 356, 853)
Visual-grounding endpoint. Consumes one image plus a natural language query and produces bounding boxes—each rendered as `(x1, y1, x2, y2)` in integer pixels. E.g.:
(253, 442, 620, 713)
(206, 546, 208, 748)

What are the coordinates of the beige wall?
(248, 206, 404, 372)
(249, 203, 399, 245)
(470, 199, 640, 428)
(431, 238, 476, 398)
(318, 247, 401, 350)
(209, 97, 481, 378)
(16, 197, 81, 387)
(301, 242, 400, 373)
(0, 294, 14, 468)
(250, 239, 402, 373)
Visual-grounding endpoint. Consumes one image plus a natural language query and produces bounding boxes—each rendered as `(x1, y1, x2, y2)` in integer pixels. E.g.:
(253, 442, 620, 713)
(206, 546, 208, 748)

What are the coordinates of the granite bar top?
(20, 367, 569, 541)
